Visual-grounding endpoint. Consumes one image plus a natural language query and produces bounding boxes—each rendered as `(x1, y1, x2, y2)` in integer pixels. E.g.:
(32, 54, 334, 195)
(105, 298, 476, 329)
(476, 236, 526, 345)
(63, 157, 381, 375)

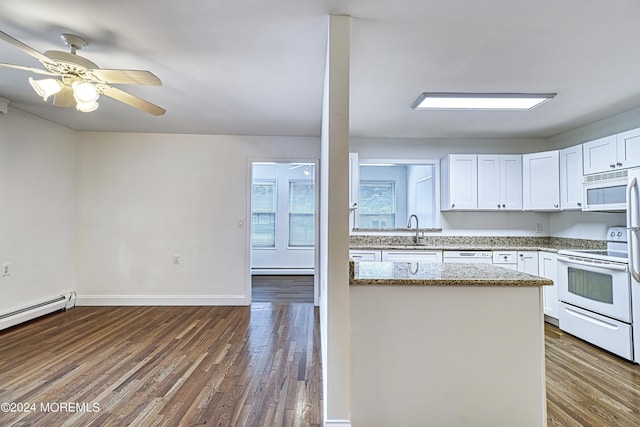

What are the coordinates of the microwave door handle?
(627, 178, 640, 281)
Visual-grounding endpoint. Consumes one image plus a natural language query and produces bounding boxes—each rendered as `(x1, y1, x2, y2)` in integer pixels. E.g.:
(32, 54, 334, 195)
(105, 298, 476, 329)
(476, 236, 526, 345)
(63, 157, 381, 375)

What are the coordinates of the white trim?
(75, 295, 249, 306)
(324, 420, 352, 427)
(251, 268, 314, 275)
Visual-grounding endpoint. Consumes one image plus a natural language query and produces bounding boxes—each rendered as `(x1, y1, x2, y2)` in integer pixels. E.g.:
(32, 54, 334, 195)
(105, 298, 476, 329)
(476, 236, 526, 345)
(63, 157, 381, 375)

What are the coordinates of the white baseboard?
(76, 294, 249, 306)
(252, 268, 314, 275)
(324, 420, 352, 427)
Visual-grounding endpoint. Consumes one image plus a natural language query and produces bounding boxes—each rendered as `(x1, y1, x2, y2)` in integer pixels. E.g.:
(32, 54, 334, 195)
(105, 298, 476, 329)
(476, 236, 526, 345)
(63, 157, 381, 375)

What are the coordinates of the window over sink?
(353, 160, 439, 230)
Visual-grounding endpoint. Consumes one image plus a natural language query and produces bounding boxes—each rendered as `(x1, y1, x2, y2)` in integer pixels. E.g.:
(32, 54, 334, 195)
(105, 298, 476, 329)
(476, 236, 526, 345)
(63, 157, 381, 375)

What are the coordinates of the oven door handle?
(557, 256, 628, 271)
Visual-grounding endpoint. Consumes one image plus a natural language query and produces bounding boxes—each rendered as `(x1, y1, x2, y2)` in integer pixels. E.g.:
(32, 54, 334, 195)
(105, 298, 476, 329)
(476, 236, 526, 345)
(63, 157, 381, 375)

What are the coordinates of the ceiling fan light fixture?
(411, 92, 557, 110)
(75, 99, 99, 113)
(29, 77, 63, 101)
(72, 81, 99, 103)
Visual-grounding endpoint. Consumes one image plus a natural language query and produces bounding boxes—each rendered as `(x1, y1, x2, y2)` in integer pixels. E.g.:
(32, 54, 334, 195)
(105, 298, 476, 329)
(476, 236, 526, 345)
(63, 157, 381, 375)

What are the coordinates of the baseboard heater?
(0, 293, 75, 331)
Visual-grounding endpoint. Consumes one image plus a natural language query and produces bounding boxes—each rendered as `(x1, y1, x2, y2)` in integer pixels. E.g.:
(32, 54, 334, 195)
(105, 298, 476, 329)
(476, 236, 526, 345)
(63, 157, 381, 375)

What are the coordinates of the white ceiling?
(1, 0, 640, 139)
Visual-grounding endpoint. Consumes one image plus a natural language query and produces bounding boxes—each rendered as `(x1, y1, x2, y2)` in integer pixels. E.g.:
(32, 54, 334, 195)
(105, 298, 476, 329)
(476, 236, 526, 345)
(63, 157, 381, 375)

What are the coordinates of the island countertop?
(349, 260, 553, 287)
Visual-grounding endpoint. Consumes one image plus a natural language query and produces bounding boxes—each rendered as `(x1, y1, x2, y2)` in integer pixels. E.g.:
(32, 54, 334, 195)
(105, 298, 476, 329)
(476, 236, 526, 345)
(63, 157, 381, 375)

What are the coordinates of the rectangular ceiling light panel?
(411, 92, 556, 110)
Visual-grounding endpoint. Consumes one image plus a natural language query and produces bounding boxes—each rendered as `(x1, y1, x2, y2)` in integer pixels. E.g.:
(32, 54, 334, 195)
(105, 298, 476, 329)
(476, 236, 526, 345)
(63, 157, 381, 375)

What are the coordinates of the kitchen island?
(350, 261, 552, 427)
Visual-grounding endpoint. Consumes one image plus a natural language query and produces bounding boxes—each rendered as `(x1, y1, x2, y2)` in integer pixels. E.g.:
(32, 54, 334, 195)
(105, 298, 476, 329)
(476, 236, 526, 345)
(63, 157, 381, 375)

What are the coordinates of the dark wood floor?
(0, 304, 322, 427)
(2, 301, 640, 426)
(252, 275, 314, 303)
(545, 323, 640, 426)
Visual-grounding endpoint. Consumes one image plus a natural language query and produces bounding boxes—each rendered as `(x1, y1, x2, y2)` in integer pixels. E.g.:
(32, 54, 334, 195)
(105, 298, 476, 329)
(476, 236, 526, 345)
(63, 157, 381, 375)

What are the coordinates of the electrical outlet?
(172, 254, 181, 265)
(535, 223, 543, 233)
(2, 263, 10, 277)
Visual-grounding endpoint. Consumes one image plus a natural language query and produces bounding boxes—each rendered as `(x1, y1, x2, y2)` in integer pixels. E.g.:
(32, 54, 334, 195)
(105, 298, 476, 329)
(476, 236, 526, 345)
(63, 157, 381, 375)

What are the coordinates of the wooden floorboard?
(3, 305, 640, 426)
(252, 275, 314, 303)
(545, 323, 640, 427)
(0, 304, 322, 427)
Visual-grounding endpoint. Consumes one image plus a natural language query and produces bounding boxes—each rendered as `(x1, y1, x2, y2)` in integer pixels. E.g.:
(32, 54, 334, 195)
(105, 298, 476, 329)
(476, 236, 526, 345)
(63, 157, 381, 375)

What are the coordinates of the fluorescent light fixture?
(29, 78, 63, 101)
(411, 92, 556, 110)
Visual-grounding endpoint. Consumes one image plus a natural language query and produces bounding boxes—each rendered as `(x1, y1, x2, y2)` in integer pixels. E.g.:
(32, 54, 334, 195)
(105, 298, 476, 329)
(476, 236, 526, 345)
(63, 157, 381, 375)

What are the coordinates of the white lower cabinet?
(538, 251, 559, 319)
(492, 250, 518, 271)
(349, 250, 381, 262)
(517, 251, 539, 275)
(381, 250, 443, 263)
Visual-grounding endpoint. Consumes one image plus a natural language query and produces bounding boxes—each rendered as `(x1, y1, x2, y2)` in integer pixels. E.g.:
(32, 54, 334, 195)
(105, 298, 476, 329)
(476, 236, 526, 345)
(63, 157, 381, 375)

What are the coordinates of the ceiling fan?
(0, 31, 165, 115)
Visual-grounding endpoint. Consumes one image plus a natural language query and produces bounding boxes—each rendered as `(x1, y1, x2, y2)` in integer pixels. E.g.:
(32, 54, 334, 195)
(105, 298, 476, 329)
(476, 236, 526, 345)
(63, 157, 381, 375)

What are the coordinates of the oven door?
(557, 255, 631, 322)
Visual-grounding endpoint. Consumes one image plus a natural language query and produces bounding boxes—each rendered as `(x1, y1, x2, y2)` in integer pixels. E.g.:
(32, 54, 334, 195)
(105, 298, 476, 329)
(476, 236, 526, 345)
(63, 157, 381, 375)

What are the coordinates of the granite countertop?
(349, 235, 606, 253)
(350, 261, 553, 287)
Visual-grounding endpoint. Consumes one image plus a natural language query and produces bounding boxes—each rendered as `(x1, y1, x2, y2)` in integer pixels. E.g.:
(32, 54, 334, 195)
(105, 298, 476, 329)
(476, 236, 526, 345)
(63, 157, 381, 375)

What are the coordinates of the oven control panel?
(607, 226, 627, 242)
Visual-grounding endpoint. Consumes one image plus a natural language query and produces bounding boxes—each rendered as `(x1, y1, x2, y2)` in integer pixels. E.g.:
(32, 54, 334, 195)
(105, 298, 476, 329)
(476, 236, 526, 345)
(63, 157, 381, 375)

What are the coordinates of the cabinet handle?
(617, 162, 623, 167)
(610, 164, 616, 168)
(577, 202, 582, 207)
(502, 204, 506, 208)
(497, 204, 501, 208)
(451, 203, 455, 208)
(554, 203, 559, 208)
(520, 254, 524, 258)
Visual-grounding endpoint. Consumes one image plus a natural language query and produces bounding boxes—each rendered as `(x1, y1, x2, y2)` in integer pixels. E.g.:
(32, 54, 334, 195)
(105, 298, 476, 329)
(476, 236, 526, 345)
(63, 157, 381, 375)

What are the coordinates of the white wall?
(74, 132, 319, 305)
(0, 107, 78, 314)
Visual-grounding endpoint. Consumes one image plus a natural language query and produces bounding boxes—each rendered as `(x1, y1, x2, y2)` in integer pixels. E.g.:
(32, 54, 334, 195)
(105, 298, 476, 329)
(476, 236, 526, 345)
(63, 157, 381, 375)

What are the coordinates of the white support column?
(319, 14, 352, 427)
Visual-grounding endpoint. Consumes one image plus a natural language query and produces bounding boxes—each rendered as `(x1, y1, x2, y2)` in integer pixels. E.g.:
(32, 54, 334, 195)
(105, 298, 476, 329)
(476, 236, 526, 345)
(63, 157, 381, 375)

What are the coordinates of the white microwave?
(582, 170, 628, 212)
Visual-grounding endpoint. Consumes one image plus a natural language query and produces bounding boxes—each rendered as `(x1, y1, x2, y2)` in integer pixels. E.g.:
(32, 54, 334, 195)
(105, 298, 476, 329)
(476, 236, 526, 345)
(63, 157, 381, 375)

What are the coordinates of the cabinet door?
(616, 127, 640, 170)
(522, 150, 560, 210)
(441, 155, 477, 210)
(559, 145, 584, 210)
(477, 155, 501, 210)
(583, 135, 617, 175)
(517, 251, 539, 275)
(501, 155, 523, 210)
(350, 250, 381, 262)
(381, 250, 443, 263)
(538, 252, 559, 319)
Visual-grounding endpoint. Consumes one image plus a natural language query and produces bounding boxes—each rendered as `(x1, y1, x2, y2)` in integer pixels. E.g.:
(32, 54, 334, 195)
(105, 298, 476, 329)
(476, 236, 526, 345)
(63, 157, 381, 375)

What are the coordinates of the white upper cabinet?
(477, 155, 522, 210)
(523, 150, 560, 211)
(616, 127, 640, 170)
(582, 135, 617, 175)
(441, 154, 477, 210)
(559, 144, 583, 210)
(583, 128, 640, 175)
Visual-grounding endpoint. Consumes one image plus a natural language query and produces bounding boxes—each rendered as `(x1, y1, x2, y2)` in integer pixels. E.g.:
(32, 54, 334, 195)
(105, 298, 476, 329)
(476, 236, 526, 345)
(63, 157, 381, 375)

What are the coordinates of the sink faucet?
(407, 214, 422, 244)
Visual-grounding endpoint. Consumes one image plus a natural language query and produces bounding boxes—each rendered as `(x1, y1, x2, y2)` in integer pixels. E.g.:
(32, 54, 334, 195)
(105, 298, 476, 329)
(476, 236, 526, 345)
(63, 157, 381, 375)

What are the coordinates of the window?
(289, 180, 315, 247)
(359, 181, 396, 228)
(354, 162, 438, 229)
(251, 180, 276, 247)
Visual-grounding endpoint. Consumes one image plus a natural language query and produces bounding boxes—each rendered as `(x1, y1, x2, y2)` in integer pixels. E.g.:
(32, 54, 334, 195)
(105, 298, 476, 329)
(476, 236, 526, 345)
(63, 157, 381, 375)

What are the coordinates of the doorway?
(249, 161, 318, 304)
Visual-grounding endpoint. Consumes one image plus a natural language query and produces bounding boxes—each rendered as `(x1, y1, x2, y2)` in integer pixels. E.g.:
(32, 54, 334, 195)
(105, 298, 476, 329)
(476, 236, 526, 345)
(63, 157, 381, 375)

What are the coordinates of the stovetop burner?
(559, 227, 629, 264)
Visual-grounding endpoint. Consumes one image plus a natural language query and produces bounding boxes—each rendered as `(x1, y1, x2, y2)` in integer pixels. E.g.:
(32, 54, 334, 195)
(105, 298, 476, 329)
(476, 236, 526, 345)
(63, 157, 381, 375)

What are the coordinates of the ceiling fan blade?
(97, 84, 165, 116)
(0, 31, 57, 66)
(53, 86, 75, 107)
(90, 69, 162, 86)
(0, 62, 59, 76)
